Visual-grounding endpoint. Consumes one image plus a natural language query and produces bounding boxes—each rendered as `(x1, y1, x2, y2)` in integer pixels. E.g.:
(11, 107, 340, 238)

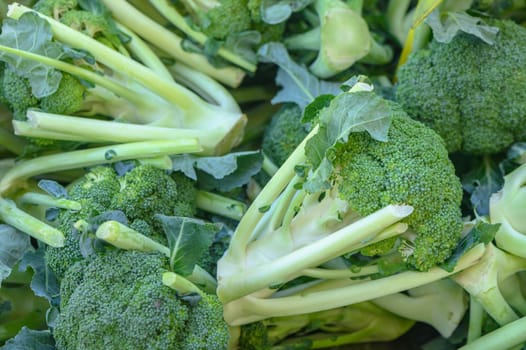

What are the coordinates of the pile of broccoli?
(2, 1, 526, 350)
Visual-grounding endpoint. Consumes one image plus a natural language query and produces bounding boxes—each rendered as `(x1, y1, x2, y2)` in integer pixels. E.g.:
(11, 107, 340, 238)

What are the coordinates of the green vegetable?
(396, 18, 526, 155)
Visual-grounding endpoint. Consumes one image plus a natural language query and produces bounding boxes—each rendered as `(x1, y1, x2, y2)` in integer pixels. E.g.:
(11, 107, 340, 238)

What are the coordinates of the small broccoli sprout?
(490, 163, 526, 259)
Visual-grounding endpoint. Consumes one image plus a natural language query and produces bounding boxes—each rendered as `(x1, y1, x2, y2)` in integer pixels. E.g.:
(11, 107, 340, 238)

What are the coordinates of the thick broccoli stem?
(459, 316, 526, 350)
(467, 298, 485, 343)
(149, 0, 256, 72)
(195, 191, 247, 221)
(96, 220, 171, 256)
(0, 197, 64, 247)
(218, 204, 413, 303)
(17, 192, 81, 210)
(162, 271, 205, 296)
(222, 244, 486, 325)
(18, 111, 234, 155)
(96, 0, 246, 87)
(490, 163, 526, 259)
(453, 243, 526, 326)
(0, 139, 201, 194)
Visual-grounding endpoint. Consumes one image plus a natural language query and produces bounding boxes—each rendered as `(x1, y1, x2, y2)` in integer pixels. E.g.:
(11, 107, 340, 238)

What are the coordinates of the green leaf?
(0, 13, 64, 98)
(37, 180, 68, 199)
(440, 222, 499, 272)
(260, 0, 315, 24)
(426, 10, 499, 44)
(0, 327, 55, 350)
(155, 215, 220, 276)
(303, 91, 392, 193)
(172, 151, 263, 192)
(302, 94, 334, 125)
(257, 42, 341, 110)
(0, 225, 32, 287)
(18, 245, 60, 306)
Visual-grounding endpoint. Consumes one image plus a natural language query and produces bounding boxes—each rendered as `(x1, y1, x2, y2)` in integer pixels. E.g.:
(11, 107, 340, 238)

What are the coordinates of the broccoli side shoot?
(54, 249, 190, 350)
(396, 18, 526, 155)
(334, 103, 464, 271)
(262, 103, 309, 167)
(44, 166, 120, 278)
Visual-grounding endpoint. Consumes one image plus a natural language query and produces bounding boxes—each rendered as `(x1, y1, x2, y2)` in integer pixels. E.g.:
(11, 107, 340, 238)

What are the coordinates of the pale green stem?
(163, 271, 204, 296)
(95, 0, 245, 87)
(218, 204, 413, 303)
(17, 192, 81, 210)
(222, 244, 486, 325)
(467, 298, 485, 343)
(459, 316, 526, 350)
(0, 197, 64, 247)
(0, 139, 201, 194)
(149, 0, 256, 72)
(195, 190, 247, 221)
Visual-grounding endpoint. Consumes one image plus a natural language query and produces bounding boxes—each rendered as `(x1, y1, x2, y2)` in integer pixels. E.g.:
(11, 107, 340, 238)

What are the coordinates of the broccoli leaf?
(156, 215, 220, 276)
(37, 180, 68, 199)
(172, 151, 263, 192)
(303, 91, 392, 192)
(0, 225, 32, 286)
(0, 327, 55, 350)
(426, 10, 499, 44)
(440, 222, 498, 272)
(257, 42, 341, 110)
(18, 245, 60, 306)
(260, 0, 315, 24)
(0, 13, 63, 98)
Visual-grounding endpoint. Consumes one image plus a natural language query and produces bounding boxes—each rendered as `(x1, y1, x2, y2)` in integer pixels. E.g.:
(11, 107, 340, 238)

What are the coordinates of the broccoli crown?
(181, 294, 230, 350)
(111, 165, 197, 228)
(45, 165, 199, 279)
(262, 103, 309, 166)
(1, 68, 38, 120)
(238, 321, 271, 350)
(201, 0, 252, 40)
(396, 18, 526, 155)
(38, 72, 86, 115)
(45, 166, 121, 278)
(333, 103, 464, 271)
(54, 250, 189, 350)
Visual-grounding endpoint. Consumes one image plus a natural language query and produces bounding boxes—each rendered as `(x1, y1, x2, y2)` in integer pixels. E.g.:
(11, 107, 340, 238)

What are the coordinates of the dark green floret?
(396, 18, 526, 155)
(334, 104, 464, 270)
(262, 103, 309, 166)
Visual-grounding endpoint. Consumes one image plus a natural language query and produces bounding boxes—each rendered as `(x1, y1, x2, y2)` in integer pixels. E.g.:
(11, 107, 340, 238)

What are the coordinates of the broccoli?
(262, 103, 309, 167)
(215, 84, 480, 325)
(396, 18, 526, 155)
(284, 0, 393, 78)
(236, 301, 414, 349)
(489, 162, 526, 259)
(1, 7, 247, 155)
(54, 249, 229, 350)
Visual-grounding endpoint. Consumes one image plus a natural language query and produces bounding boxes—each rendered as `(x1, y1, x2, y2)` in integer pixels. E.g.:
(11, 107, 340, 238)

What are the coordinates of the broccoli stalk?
(3, 5, 247, 155)
(490, 162, 526, 258)
(452, 243, 526, 329)
(372, 279, 468, 338)
(284, 0, 393, 78)
(459, 316, 526, 350)
(97, 0, 250, 85)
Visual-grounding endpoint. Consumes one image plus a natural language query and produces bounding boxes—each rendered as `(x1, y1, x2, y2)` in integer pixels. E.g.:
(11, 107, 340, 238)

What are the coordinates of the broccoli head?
(396, 18, 526, 155)
(262, 103, 309, 167)
(334, 103, 464, 270)
(54, 249, 189, 350)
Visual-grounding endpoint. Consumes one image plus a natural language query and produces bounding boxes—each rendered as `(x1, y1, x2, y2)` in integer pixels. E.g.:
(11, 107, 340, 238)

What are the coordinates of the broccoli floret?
(54, 249, 190, 350)
(45, 166, 120, 278)
(111, 165, 196, 231)
(396, 18, 526, 155)
(32, 0, 78, 19)
(262, 103, 309, 167)
(38, 72, 86, 115)
(181, 0, 252, 41)
(1, 68, 38, 120)
(335, 105, 464, 271)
